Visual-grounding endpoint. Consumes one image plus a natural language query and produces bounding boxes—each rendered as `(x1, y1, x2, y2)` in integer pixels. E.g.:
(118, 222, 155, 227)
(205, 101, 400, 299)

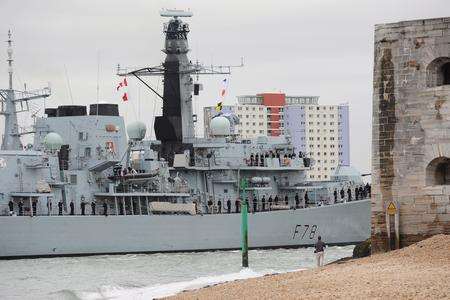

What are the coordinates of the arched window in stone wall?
(426, 157, 450, 186)
(443, 62, 450, 85)
(426, 57, 450, 87)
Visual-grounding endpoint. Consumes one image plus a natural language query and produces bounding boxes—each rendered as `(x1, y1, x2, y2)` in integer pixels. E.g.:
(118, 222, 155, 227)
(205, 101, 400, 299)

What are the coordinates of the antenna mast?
(0, 31, 52, 150)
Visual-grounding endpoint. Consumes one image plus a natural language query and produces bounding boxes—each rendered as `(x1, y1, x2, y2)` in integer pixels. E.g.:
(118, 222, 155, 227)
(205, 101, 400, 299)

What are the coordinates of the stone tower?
(372, 17, 450, 252)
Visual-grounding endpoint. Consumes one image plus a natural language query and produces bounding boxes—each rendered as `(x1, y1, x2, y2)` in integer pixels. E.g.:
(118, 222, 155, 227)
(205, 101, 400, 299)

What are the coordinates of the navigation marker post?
(240, 178, 249, 268)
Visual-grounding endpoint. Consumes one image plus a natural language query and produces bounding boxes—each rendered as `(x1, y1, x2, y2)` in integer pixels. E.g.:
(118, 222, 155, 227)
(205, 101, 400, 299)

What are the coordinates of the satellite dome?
(127, 121, 147, 141)
(210, 116, 231, 136)
(43, 132, 63, 151)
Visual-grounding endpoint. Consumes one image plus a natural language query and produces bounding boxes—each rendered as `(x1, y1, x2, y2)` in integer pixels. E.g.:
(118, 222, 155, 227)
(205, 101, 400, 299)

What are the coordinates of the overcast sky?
(1, 0, 449, 173)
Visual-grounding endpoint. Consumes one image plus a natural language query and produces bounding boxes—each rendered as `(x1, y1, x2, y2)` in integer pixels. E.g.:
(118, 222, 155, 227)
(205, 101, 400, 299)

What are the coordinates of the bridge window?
(426, 157, 450, 186)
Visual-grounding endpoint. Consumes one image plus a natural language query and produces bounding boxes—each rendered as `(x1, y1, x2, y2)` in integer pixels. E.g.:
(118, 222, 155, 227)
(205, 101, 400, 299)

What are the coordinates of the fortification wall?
(372, 17, 450, 252)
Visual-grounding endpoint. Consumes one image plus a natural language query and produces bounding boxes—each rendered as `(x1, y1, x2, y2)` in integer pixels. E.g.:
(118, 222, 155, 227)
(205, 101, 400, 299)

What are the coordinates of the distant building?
(203, 104, 267, 139)
(203, 93, 350, 181)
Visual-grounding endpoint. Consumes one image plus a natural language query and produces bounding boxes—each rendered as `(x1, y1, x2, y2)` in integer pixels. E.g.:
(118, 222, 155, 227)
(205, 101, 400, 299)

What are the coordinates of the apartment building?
(203, 93, 350, 180)
(203, 104, 267, 139)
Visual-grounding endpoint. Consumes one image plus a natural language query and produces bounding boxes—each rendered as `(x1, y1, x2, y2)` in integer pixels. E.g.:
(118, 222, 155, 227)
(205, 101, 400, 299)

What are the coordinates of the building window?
(426, 157, 450, 185)
(427, 57, 450, 87)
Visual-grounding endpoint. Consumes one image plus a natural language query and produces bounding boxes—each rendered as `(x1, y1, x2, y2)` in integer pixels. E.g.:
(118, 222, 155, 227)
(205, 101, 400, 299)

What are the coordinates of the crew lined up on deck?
(5, 183, 371, 216)
(206, 192, 309, 214)
(247, 151, 306, 167)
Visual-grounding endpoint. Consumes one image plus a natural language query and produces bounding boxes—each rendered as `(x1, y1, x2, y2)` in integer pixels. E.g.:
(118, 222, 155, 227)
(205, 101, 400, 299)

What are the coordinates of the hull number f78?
(292, 224, 318, 240)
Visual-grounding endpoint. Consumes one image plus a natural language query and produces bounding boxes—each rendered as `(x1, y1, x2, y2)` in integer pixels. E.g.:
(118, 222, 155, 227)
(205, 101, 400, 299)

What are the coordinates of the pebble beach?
(168, 235, 450, 299)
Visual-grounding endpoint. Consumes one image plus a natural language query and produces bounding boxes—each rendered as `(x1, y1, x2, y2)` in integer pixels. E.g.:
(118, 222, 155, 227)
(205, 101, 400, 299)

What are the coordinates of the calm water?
(0, 246, 353, 300)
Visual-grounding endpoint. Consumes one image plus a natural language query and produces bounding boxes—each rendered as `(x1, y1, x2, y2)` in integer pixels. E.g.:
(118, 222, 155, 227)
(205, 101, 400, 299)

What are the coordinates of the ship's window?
(426, 157, 450, 186)
(84, 147, 91, 158)
(70, 174, 77, 184)
(78, 132, 88, 141)
(224, 189, 228, 194)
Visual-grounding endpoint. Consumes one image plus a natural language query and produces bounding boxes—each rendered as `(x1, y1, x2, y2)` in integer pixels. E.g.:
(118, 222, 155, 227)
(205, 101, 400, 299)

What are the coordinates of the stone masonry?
(372, 17, 450, 252)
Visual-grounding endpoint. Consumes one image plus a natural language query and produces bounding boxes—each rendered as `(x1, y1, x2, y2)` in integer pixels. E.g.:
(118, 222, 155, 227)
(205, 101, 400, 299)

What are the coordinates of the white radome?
(43, 132, 63, 151)
(210, 116, 231, 136)
(127, 121, 147, 141)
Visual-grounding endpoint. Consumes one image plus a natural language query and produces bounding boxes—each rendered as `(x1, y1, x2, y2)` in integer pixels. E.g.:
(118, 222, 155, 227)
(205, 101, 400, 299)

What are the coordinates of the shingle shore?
(167, 234, 450, 299)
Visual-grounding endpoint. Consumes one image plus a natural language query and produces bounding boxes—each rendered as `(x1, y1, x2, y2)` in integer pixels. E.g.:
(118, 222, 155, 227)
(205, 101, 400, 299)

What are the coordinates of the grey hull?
(0, 200, 370, 258)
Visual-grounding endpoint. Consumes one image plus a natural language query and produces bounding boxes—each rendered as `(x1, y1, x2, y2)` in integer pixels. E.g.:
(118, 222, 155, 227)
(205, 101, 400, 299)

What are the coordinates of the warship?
(0, 10, 370, 258)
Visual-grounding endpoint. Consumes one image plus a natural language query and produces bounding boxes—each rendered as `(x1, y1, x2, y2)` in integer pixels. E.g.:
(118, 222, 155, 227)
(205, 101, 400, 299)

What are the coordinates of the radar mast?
(118, 10, 242, 165)
(0, 30, 51, 150)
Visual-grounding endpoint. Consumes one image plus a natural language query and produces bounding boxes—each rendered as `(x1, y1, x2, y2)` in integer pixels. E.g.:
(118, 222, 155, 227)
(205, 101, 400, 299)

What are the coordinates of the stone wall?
(372, 17, 450, 253)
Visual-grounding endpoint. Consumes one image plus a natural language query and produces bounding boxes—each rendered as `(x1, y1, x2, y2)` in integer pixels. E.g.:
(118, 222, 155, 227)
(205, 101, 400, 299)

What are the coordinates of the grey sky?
(1, 0, 449, 173)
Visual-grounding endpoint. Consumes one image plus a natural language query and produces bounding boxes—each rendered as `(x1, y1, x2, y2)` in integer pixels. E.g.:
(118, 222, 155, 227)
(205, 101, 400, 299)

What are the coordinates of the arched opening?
(442, 62, 450, 85)
(426, 157, 450, 186)
(426, 57, 450, 87)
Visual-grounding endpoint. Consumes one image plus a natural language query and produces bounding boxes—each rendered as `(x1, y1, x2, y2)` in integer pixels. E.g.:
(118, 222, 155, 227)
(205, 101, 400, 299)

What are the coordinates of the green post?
(240, 178, 249, 268)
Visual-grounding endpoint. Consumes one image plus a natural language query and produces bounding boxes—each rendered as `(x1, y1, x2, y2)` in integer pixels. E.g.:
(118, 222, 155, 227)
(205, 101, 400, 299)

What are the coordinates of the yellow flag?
(215, 102, 223, 112)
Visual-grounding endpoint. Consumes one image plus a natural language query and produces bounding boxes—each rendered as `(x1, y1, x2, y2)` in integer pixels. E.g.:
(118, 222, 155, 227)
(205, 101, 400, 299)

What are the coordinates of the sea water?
(0, 246, 353, 300)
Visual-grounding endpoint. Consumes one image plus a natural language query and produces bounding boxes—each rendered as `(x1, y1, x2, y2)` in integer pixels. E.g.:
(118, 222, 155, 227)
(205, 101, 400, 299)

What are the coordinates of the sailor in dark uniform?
(226, 198, 231, 213)
(32, 200, 37, 216)
(235, 199, 240, 213)
(103, 201, 108, 216)
(80, 201, 86, 215)
(295, 193, 300, 208)
(261, 195, 266, 211)
(18, 200, 24, 216)
(58, 200, 63, 215)
(253, 198, 258, 213)
(69, 200, 74, 215)
(8, 200, 14, 215)
(217, 199, 222, 213)
(91, 201, 96, 215)
(268, 196, 273, 210)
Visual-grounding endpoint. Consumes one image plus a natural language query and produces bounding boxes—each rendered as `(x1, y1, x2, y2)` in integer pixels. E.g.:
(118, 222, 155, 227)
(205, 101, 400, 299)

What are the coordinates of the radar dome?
(210, 116, 231, 136)
(43, 132, 63, 151)
(127, 121, 147, 141)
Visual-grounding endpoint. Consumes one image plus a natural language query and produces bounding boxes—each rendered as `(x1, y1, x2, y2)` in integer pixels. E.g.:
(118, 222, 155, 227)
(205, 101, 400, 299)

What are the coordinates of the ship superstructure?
(0, 12, 370, 258)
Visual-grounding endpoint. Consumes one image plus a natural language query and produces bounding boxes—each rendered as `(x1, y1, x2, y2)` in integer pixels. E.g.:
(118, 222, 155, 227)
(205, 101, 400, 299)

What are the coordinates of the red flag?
(116, 78, 128, 91)
(122, 92, 128, 102)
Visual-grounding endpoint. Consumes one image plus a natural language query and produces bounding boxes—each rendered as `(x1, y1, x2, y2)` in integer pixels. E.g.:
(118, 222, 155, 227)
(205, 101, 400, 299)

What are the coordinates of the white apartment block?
(204, 105, 267, 139)
(203, 93, 350, 181)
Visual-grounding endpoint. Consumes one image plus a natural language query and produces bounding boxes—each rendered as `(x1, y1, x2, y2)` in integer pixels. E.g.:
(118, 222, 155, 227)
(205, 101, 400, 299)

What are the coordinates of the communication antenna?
(64, 65, 74, 104)
(96, 50, 100, 104)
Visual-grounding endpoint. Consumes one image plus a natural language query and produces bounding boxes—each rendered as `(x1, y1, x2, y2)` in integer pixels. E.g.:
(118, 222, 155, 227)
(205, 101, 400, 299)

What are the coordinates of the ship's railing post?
(114, 196, 118, 216)
(138, 196, 142, 215)
(29, 196, 33, 217)
(130, 196, 134, 215)
(122, 197, 126, 215)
